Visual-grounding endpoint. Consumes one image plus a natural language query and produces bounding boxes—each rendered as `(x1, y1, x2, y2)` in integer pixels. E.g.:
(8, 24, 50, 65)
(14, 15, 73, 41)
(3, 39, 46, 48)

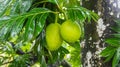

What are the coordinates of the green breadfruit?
(46, 23, 63, 51)
(60, 20, 81, 43)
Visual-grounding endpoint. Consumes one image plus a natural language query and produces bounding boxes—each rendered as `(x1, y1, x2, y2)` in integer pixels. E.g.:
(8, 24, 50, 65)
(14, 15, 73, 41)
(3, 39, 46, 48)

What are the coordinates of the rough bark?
(81, 0, 120, 67)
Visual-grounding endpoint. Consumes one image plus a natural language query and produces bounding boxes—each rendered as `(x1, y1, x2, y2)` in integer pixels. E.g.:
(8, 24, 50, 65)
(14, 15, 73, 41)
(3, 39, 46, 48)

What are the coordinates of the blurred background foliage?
(0, 0, 98, 67)
(101, 20, 120, 67)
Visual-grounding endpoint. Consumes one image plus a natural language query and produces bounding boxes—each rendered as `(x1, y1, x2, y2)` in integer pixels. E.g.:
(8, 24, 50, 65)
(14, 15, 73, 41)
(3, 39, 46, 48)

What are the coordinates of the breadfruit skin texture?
(60, 20, 81, 43)
(46, 23, 63, 51)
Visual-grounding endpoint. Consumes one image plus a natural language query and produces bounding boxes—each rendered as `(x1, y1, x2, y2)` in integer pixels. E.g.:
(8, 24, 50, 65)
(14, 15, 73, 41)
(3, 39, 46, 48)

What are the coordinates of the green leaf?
(86, 11, 91, 22)
(104, 51, 115, 62)
(47, 0, 67, 8)
(112, 47, 120, 67)
(17, 0, 32, 13)
(0, 19, 15, 40)
(114, 20, 120, 27)
(0, 8, 51, 42)
(65, 42, 81, 67)
(100, 46, 116, 57)
(47, 0, 56, 4)
(1, 42, 15, 55)
(23, 8, 50, 41)
(47, 0, 79, 8)
(50, 51, 59, 63)
(24, 16, 35, 42)
(47, 0, 99, 23)
(101, 19, 120, 66)
(90, 11, 99, 22)
(34, 13, 48, 37)
(100, 46, 116, 62)
(41, 55, 47, 67)
(112, 34, 120, 38)
(9, 54, 30, 67)
(0, 0, 11, 16)
(66, 6, 99, 22)
(0, 0, 33, 16)
(47, 46, 69, 64)
(111, 27, 120, 33)
(111, 20, 120, 33)
(58, 46, 69, 60)
(105, 38, 120, 47)
(69, 41, 80, 49)
(10, 17, 25, 37)
(58, 46, 69, 54)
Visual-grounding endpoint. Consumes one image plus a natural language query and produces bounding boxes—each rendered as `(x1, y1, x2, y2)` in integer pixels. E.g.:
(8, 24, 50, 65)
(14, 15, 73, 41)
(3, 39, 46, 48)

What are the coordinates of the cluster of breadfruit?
(46, 20, 81, 51)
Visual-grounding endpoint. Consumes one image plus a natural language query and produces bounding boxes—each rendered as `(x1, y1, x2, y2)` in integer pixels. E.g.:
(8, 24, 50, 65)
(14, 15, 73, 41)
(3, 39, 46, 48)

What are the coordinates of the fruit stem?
(48, 50, 53, 62)
(55, 13, 58, 23)
(63, 11, 68, 20)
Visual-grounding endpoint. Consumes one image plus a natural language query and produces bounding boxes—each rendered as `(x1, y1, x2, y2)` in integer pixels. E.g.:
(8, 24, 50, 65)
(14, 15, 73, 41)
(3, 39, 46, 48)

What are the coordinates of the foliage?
(101, 20, 120, 67)
(65, 42, 81, 67)
(0, 0, 98, 67)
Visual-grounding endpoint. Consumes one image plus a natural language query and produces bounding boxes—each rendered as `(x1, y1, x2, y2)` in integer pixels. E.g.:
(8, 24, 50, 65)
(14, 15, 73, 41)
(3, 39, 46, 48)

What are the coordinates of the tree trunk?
(81, 0, 120, 67)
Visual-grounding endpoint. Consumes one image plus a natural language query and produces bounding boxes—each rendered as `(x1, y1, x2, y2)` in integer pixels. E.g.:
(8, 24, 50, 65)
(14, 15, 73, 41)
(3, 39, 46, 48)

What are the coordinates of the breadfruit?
(46, 23, 63, 51)
(60, 20, 81, 43)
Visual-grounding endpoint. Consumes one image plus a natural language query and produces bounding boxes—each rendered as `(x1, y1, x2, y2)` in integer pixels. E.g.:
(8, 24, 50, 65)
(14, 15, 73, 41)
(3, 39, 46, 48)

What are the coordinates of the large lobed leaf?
(0, 8, 51, 42)
(0, 0, 33, 16)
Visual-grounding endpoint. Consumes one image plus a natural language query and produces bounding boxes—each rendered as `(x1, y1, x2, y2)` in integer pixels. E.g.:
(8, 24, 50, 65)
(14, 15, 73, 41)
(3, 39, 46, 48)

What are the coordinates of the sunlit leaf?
(0, 0, 11, 16)
(9, 54, 30, 67)
(0, 0, 33, 16)
(58, 46, 69, 60)
(65, 42, 81, 67)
